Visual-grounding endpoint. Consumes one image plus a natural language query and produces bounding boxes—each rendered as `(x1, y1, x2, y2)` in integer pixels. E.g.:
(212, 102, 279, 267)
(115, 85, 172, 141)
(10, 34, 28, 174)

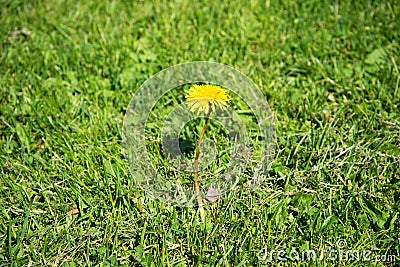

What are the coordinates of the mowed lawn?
(1, 0, 399, 266)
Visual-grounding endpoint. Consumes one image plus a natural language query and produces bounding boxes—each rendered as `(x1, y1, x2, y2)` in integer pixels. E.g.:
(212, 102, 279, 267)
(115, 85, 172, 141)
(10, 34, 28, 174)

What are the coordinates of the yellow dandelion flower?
(185, 84, 232, 114)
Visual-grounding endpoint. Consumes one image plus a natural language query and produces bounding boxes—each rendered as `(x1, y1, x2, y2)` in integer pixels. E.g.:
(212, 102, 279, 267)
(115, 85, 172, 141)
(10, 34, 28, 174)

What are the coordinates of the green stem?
(194, 111, 211, 222)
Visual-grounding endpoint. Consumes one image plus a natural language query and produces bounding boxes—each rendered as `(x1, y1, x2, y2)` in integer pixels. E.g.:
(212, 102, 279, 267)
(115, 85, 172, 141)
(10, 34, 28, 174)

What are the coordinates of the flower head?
(185, 84, 232, 114)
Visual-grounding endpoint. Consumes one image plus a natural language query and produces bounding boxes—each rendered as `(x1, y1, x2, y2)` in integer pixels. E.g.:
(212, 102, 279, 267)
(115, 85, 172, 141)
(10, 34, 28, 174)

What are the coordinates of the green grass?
(1, 0, 399, 266)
